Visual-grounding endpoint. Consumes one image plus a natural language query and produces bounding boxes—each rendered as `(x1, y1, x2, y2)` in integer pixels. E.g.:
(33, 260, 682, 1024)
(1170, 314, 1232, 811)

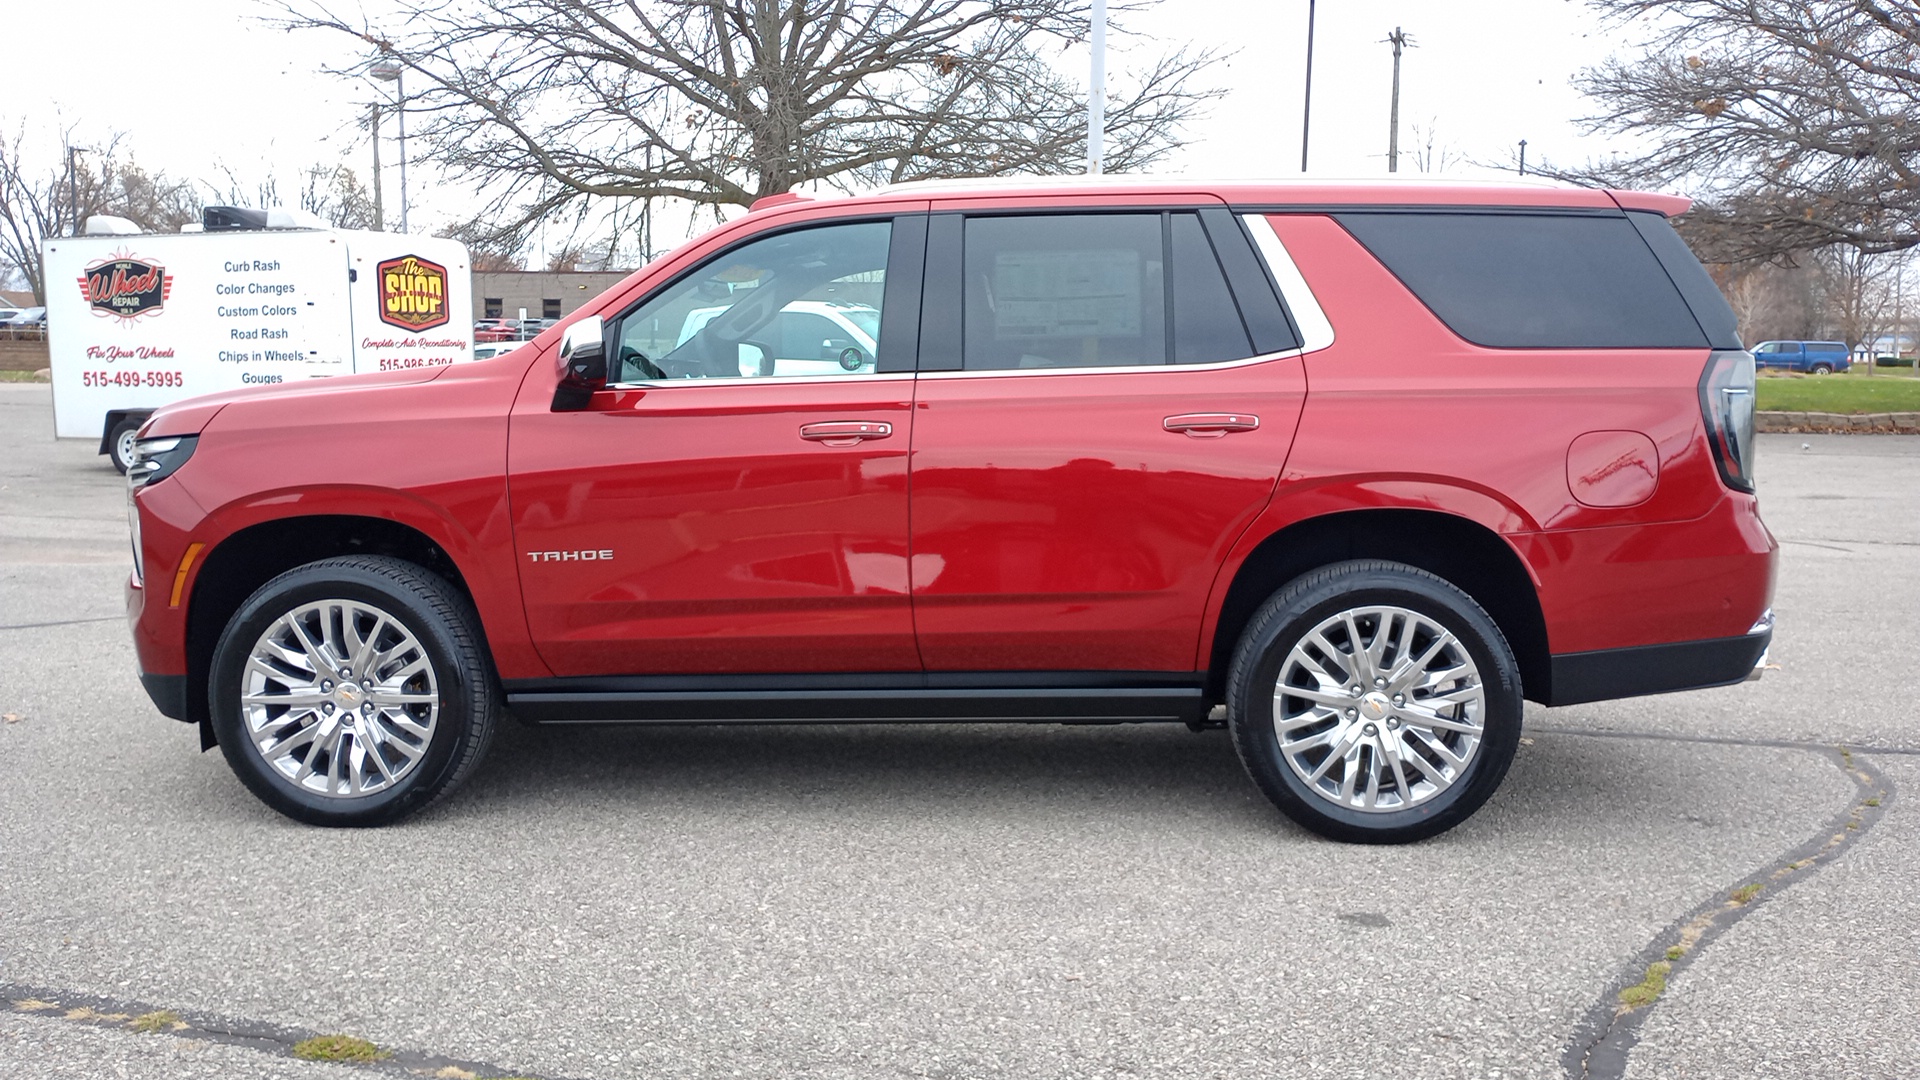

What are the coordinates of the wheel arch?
(182, 515, 482, 729)
(1203, 508, 1552, 705)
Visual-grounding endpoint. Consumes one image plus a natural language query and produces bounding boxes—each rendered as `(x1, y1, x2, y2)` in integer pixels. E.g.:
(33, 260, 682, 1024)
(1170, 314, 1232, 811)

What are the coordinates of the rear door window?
(962, 214, 1166, 369)
(951, 212, 1268, 371)
(1336, 212, 1710, 349)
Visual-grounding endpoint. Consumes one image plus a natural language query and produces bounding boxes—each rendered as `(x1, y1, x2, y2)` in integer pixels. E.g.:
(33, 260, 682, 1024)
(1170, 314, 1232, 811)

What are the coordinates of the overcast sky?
(1, 0, 1629, 254)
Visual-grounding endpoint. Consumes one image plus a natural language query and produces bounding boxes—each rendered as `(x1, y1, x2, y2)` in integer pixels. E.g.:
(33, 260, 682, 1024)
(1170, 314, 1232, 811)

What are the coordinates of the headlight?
(127, 435, 198, 490)
(127, 435, 197, 581)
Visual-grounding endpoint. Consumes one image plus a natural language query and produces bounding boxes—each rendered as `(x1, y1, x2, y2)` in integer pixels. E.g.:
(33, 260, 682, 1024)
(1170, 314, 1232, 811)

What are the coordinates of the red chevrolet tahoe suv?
(125, 178, 1773, 842)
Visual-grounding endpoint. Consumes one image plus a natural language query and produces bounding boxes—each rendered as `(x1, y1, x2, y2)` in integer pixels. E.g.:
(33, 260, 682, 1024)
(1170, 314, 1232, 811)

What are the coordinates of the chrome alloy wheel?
(240, 599, 440, 799)
(1272, 604, 1485, 813)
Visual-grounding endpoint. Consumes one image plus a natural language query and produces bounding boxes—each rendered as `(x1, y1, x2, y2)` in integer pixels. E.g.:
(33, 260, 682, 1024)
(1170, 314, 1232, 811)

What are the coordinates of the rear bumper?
(1546, 610, 1773, 707)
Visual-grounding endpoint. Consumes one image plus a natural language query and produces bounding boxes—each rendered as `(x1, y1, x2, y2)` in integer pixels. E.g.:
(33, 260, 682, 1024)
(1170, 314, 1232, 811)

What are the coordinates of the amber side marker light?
(170, 542, 205, 608)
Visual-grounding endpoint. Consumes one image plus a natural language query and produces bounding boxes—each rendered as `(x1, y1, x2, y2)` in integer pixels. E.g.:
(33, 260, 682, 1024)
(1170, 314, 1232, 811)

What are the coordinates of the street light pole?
(371, 61, 408, 232)
(66, 146, 88, 236)
(1301, 0, 1317, 172)
(1087, 0, 1106, 175)
(370, 103, 385, 231)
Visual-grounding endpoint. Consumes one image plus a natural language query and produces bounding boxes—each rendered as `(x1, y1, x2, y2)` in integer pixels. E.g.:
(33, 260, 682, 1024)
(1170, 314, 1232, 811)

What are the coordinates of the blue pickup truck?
(1752, 340, 1851, 374)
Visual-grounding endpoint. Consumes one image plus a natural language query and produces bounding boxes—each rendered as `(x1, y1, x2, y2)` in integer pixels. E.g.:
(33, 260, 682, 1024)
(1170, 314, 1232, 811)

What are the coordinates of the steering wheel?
(618, 346, 665, 382)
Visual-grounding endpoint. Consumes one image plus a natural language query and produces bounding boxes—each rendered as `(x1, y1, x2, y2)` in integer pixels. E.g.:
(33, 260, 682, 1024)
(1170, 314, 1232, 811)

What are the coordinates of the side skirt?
(502, 671, 1209, 725)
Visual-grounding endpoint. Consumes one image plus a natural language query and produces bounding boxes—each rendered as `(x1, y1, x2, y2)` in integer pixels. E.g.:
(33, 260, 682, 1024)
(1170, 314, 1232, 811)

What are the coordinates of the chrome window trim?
(607, 353, 1309, 386)
(1240, 213, 1335, 355)
(605, 372, 917, 390)
(914, 348, 1304, 381)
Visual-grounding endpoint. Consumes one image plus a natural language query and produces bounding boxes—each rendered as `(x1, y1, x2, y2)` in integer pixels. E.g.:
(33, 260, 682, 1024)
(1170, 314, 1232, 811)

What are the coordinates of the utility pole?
(370, 103, 385, 231)
(1088, 0, 1106, 174)
(1386, 28, 1413, 173)
(1518, 139, 1527, 176)
(1301, 0, 1317, 172)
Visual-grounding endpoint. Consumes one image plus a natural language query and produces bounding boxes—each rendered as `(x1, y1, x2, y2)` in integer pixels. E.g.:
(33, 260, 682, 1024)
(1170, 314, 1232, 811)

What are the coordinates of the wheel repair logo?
(77, 253, 171, 323)
(377, 254, 450, 332)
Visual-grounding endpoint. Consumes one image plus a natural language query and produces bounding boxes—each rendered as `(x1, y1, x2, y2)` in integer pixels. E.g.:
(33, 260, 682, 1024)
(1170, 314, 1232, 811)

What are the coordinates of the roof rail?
(749, 192, 812, 213)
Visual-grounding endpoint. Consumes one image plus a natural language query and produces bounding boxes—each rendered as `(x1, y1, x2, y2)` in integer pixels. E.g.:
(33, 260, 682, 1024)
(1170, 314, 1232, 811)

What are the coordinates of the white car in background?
(473, 340, 526, 360)
(680, 300, 879, 377)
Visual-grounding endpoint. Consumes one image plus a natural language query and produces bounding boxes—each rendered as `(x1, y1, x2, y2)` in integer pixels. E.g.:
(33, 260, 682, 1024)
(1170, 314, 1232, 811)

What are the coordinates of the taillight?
(1699, 350, 1756, 492)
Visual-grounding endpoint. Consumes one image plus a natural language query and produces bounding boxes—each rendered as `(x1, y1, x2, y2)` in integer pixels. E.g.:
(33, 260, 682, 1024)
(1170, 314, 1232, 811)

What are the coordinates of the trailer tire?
(108, 416, 142, 475)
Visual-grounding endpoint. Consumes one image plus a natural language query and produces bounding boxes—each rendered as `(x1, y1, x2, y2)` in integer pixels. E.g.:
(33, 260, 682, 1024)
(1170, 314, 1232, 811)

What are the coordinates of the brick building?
(472, 271, 631, 322)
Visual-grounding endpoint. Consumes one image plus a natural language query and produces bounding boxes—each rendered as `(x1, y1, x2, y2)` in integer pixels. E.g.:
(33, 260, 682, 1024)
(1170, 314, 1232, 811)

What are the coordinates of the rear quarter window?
(1335, 211, 1710, 349)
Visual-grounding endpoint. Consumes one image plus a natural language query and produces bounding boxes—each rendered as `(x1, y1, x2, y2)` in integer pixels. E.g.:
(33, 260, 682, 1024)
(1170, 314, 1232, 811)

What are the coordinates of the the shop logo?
(377, 254, 449, 332)
(77, 254, 171, 322)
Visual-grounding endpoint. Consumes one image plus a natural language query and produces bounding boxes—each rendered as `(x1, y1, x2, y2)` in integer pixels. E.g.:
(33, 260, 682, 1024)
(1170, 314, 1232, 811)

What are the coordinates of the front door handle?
(1164, 413, 1260, 438)
(800, 420, 893, 447)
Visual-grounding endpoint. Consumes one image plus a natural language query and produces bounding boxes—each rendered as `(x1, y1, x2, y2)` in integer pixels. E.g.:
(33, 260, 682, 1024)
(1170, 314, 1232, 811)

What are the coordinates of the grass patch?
(1618, 961, 1672, 1008)
(130, 1010, 181, 1033)
(1664, 945, 1687, 961)
(1730, 883, 1764, 905)
(1865, 796, 1882, 807)
(291, 1034, 386, 1063)
(1755, 371, 1920, 414)
(0, 370, 46, 382)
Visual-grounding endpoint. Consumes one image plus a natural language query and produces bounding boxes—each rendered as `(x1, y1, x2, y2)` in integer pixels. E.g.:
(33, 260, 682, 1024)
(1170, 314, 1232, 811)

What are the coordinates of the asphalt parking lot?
(1, 380, 1916, 1080)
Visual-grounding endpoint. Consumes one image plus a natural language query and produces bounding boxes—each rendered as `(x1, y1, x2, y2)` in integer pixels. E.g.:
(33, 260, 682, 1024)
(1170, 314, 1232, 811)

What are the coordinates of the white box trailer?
(43, 210, 473, 470)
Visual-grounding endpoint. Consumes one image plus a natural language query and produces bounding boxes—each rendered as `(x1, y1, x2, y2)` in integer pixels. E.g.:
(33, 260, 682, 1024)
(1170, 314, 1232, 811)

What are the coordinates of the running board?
(502, 672, 1209, 725)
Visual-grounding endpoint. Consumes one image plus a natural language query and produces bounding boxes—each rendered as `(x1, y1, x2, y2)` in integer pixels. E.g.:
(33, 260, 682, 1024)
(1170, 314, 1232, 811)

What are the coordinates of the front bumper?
(139, 671, 190, 721)
(1546, 610, 1774, 707)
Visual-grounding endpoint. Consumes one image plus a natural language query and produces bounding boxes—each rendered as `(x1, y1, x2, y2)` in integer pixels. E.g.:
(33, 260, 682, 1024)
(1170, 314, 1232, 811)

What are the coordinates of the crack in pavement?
(1, 982, 569, 1080)
(0, 615, 123, 632)
(1543, 730, 1894, 1080)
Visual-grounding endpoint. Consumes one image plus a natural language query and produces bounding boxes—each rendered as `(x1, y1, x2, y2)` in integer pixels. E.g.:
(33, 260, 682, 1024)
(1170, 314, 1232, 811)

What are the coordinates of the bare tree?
(0, 129, 198, 302)
(1406, 120, 1462, 174)
(1716, 261, 1820, 344)
(1816, 245, 1899, 367)
(437, 218, 528, 271)
(1569, 0, 1920, 263)
(275, 0, 1222, 242)
(298, 164, 380, 229)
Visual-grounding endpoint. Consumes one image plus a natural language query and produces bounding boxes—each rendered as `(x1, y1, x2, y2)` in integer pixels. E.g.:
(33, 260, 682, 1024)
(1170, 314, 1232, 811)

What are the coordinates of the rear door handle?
(1164, 413, 1260, 438)
(800, 420, 893, 447)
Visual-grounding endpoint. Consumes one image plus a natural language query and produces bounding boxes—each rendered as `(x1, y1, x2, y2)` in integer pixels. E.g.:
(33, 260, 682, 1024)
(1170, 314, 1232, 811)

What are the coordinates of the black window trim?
(1198, 206, 1302, 354)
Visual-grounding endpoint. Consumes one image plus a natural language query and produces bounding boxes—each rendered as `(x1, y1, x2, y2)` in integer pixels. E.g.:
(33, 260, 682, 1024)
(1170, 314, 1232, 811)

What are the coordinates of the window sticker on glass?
(992, 251, 1142, 339)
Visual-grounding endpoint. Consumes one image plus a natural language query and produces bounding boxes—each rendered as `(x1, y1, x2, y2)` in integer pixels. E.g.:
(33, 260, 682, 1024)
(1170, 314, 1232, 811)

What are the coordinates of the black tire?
(208, 556, 499, 826)
(1226, 560, 1522, 844)
(1810, 363, 1834, 375)
(108, 416, 141, 475)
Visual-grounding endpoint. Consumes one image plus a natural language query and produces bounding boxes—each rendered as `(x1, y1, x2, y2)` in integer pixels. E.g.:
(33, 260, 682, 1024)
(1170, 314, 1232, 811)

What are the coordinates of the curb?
(1757, 410, 1920, 434)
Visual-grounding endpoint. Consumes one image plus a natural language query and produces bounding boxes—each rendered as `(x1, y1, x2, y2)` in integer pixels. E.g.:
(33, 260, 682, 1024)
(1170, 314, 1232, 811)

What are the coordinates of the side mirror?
(552, 316, 607, 411)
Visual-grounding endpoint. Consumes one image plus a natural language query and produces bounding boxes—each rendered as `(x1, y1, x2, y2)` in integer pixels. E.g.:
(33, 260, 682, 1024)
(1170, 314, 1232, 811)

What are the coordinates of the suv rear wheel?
(208, 556, 498, 826)
(1226, 560, 1522, 844)
(1809, 362, 1834, 375)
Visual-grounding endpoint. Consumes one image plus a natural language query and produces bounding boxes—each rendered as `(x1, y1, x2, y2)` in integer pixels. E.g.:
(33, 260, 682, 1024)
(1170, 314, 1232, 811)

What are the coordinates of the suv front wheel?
(208, 556, 499, 826)
(1227, 561, 1522, 844)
